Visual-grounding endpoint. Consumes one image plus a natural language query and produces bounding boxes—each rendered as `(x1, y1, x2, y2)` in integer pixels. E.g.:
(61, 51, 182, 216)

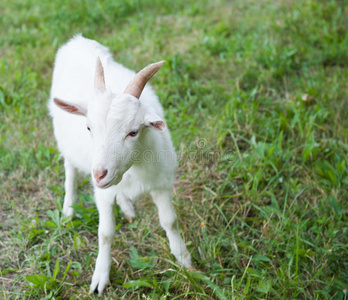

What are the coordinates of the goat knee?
(160, 214, 178, 232)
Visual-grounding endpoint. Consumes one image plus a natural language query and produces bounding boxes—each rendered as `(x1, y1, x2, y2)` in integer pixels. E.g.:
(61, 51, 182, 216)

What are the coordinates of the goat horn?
(94, 57, 106, 92)
(123, 60, 165, 99)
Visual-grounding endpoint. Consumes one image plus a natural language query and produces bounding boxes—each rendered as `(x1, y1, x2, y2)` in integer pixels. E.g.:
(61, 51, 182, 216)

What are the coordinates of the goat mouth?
(96, 176, 122, 189)
(96, 183, 109, 189)
(96, 180, 112, 189)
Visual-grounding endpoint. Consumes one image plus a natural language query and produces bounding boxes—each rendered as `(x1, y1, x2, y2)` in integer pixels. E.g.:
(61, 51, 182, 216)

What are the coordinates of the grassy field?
(1, 0, 347, 299)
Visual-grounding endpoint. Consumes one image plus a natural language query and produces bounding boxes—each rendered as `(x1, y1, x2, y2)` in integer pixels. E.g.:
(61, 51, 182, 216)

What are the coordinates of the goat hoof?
(62, 205, 74, 218)
(90, 268, 109, 294)
(125, 215, 133, 223)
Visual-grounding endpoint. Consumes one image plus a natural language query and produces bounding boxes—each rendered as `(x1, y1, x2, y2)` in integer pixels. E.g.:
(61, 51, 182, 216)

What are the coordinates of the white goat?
(48, 35, 192, 294)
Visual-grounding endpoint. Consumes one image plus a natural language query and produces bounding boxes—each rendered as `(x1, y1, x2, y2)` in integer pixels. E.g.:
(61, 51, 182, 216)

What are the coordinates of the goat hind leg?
(116, 193, 135, 223)
(62, 159, 77, 217)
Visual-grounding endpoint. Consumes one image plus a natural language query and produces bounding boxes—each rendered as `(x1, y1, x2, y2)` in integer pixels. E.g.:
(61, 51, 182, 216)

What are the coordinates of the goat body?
(48, 35, 192, 294)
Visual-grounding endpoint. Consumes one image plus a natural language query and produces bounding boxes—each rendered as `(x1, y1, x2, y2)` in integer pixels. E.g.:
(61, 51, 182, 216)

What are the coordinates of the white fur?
(48, 35, 192, 294)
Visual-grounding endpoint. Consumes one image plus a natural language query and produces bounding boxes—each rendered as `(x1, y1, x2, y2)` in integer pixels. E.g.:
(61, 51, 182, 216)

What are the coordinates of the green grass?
(1, 0, 347, 299)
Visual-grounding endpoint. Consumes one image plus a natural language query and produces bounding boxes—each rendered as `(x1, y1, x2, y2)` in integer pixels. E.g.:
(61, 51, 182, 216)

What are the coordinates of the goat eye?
(127, 130, 138, 137)
(87, 126, 91, 131)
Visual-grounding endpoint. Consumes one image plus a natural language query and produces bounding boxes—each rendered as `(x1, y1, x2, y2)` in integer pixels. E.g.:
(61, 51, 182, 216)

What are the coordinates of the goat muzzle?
(93, 169, 108, 183)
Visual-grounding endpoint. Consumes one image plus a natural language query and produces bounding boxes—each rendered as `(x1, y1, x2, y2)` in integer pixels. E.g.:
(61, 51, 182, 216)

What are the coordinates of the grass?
(0, 0, 347, 299)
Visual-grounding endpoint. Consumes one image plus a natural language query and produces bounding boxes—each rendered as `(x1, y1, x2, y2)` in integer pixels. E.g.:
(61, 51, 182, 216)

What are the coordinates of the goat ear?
(53, 98, 87, 116)
(94, 57, 106, 93)
(144, 112, 167, 132)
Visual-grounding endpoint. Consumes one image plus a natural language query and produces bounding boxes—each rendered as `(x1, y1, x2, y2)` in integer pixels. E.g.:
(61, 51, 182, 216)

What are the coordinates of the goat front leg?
(151, 190, 192, 269)
(90, 187, 116, 294)
(62, 159, 77, 217)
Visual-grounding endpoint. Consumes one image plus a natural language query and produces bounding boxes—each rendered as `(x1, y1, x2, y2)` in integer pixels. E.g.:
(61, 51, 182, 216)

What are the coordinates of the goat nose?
(93, 169, 108, 183)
